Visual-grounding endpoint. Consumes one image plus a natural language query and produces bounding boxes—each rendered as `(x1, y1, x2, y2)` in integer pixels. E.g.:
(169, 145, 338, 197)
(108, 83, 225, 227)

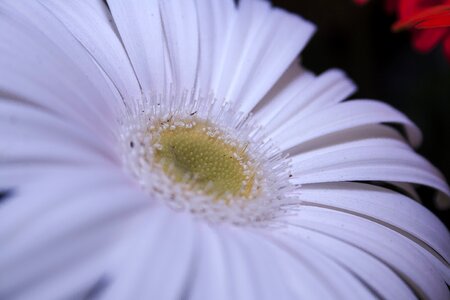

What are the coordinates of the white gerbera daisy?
(0, 0, 449, 299)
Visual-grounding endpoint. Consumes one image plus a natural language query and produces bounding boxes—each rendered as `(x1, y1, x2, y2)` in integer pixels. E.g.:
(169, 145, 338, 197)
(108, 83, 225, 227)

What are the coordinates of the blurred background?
(273, 0, 450, 227)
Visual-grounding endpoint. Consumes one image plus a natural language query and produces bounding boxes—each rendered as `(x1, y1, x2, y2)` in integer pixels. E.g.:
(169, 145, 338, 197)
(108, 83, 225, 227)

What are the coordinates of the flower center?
(120, 93, 294, 225)
(153, 120, 255, 199)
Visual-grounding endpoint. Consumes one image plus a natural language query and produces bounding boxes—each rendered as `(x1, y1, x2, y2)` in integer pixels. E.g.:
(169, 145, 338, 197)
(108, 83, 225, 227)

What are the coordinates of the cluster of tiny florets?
(118, 91, 295, 226)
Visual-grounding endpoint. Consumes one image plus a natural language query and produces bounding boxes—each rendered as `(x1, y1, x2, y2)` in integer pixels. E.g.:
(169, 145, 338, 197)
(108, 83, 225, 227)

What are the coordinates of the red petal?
(411, 28, 448, 52)
(399, 0, 422, 19)
(393, 4, 450, 31)
(398, 0, 443, 19)
(416, 13, 450, 28)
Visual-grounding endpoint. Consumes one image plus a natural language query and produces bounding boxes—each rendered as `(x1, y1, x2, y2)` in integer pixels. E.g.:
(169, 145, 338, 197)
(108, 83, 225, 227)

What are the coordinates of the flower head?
(1, 0, 449, 299)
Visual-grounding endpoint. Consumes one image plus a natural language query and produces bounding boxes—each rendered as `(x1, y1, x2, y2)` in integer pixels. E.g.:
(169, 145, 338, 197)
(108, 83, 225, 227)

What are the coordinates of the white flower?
(0, 0, 449, 299)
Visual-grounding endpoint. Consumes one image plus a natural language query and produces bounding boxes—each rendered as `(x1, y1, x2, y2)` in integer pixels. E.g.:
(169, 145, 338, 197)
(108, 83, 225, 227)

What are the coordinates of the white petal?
(2, 240, 112, 300)
(194, 0, 235, 95)
(388, 181, 421, 202)
(215, 0, 315, 113)
(0, 167, 148, 298)
(287, 123, 408, 156)
(282, 207, 449, 299)
(0, 167, 145, 255)
(0, 99, 117, 166)
(106, 0, 170, 94)
(188, 225, 373, 299)
(291, 139, 449, 195)
(188, 227, 293, 300)
(0, 1, 119, 135)
(253, 60, 315, 126)
(98, 207, 197, 300)
(133, 211, 198, 300)
(262, 231, 377, 299)
(182, 224, 233, 300)
(260, 69, 356, 134)
(297, 182, 450, 263)
(158, 0, 200, 95)
(39, 0, 141, 100)
(0, 164, 79, 192)
(277, 225, 416, 299)
(275, 100, 421, 151)
(223, 229, 326, 299)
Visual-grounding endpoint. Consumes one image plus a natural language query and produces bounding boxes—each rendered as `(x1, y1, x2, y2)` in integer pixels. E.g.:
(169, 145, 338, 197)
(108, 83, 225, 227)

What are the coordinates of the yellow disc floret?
(153, 120, 255, 199)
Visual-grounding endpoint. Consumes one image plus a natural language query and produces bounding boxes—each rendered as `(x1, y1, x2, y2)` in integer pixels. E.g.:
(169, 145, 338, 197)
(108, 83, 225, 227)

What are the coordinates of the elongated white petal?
(39, 0, 141, 100)
(158, 0, 200, 95)
(262, 232, 377, 299)
(133, 211, 197, 300)
(287, 123, 408, 156)
(385, 181, 421, 202)
(194, 0, 235, 96)
(297, 182, 450, 263)
(261, 69, 356, 134)
(106, 0, 170, 94)
(13, 255, 111, 300)
(226, 229, 336, 300)
(0, 2, 118, 137)
(276, 100, 421, 150)
(253, 60, 315, 126)
(179, 225, 233, 300)
(291, 139, 449, 195)
(215, 0, 315, 113)
(282, 207, 449, 300)
(230, 4, 315, 113)
(0, 164, 85, 192)
(0, 167, 149, 298)
(277, 226, 416, 299)
(0, 99, 117, 166)
(98, 207, 197, 300)
(0, 167, 144, 249)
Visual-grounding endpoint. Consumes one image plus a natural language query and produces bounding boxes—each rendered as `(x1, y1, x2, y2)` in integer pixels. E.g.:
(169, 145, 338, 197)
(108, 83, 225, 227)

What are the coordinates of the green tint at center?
(155, 124, 251, 198)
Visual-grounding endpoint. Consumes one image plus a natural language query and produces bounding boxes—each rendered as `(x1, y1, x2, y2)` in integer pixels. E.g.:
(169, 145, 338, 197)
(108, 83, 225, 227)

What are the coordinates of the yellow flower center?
(154, 120, 255, 199)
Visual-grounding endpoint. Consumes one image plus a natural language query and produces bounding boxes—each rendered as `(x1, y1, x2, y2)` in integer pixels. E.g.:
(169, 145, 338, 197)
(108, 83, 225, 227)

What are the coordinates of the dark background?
(273, 0, 450, 227)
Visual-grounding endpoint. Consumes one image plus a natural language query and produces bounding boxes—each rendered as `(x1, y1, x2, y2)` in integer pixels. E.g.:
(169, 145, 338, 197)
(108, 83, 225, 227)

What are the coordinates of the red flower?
(393, 0, 450, 61)
(354, 0, 450, 61)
